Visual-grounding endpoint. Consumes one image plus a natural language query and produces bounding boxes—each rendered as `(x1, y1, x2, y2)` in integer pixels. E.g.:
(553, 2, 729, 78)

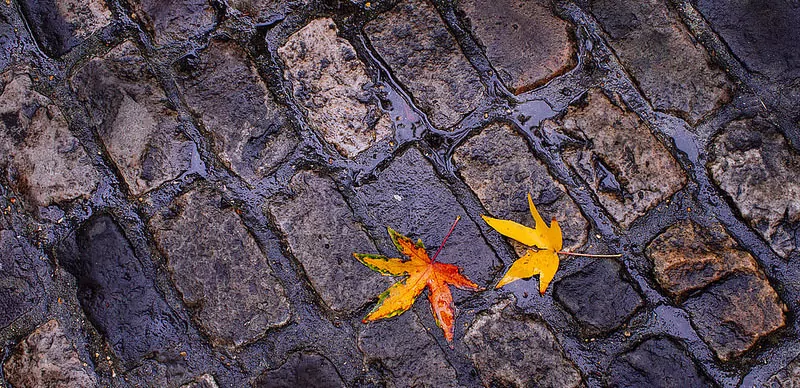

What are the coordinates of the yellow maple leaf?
(482, 194, 620, 294)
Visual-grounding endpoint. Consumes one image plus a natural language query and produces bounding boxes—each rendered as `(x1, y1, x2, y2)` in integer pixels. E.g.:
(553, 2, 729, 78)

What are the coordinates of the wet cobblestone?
(1, 0, 799, 386)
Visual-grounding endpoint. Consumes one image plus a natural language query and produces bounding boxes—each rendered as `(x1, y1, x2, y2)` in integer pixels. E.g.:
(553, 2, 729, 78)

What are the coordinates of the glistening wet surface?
(1, 0, 799, 387)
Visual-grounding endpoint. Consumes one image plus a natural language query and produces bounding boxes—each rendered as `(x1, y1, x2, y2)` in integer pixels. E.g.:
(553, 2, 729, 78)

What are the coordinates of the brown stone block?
(544, 89, 686, 227)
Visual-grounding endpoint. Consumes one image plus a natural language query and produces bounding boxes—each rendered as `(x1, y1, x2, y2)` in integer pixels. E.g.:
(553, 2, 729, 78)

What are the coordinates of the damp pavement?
(0, 0, 799, 387)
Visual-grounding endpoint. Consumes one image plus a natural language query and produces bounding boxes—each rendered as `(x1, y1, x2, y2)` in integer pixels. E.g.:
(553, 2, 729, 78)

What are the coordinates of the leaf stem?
(557, 251, 622, 258)
(431, 216, 461, 262)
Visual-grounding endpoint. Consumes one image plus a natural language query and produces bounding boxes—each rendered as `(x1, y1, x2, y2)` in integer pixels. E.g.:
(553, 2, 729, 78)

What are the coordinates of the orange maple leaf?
(354, 217, 481, 342)
(483, 194, 620, 295)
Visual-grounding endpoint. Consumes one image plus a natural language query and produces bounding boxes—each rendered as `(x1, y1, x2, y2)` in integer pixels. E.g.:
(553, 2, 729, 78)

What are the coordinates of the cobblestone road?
(1, 0, 799, 387)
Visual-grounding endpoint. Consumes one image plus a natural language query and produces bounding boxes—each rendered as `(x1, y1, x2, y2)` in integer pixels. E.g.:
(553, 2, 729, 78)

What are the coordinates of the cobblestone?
(17, 0, 110, 57)
(646, 220, 759, 299)
(1, 72, 100, 207)
(3, 320, 98, 388)
(355, 148, 498, 285)
(554, 259, 642, 336)
(56, 215, 183, 365)
(175, 38, 298, 184)
(696, 0, 800, 84)
(1, 0, 799, 385)
(684, 273, 785, 361)
(544, 89, 686, 227)
(358, 313, 459, 388)
(0, 13, 21, 72)
(589, 0, 731, 123)
(72, 41, 194, 195)
(181, 374, 219, 388)
(464, 298, 581, 387)
(709, 118, 800, 259)
(279, 18, 391, 157)
(149, 185, 290, 347)
(131, 0, 216, 46)
(253, 353, 344, 388)
(767, 355, 800, 387)
(607, 337, 711, 387)
(453, 123, 588, 253)
(457, 0, 575, 94)
(268, 171, 389, 313)
(365, 0, 485, 129)
(0, 230, 50, 329)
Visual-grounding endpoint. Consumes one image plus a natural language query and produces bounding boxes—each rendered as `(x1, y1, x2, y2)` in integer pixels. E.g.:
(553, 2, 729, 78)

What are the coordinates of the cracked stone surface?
(149, 185, 290, 347)
(253, 353, 344, 388)
(278, 18, 392, 157)
(646, 220, 759, 299)
(131, 0, 216, 46)
(683, 273, 785, 361)
(355, 147, 498, 285)
(17, 0, 110, 57)
(358, 312, 459, 388)
(0, 229, 50, 329)
(453, 123, 588, 253)
(365, 0, 485, 129)
(607, 337, 711, 387)
(464, 298, 581, 387)
(0, 72, 100, 207)
(268, 171, 389, 313)
(457, 0, 575, 94)
(709, 118, 800, 259)
(72, 41, 194, 196)
(589, 0, 731, 124)
(554, 259, 643, 337)
(3, 320, 98, 388)
(545, 89, 686, 227)
(175, 39, 298, 185)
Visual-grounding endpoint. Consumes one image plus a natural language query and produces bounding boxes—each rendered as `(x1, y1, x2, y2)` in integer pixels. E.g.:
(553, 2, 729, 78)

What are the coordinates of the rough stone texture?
(278, 18, 392, 157)
(175, 39, 298, 184)
(607, 337, 711, 388)
(17, 0, 111, 57)
(683, 274, 785, 361)
(0, 230, 50, 329)
(589, 0, 731, 124)
(365, 0, 485, 129)
(355, 148, 498, 285)
(453, 123, 588, 253)
(149, 186, 290, 347)
(268, 171, 389, 313)
(464, 299, 582, 388)
(696, 0, 800, 84)
(3, 320, 98, 388)
(457, 0, 575, 94)
(554, 259, 643, 336)
(253, 353, 344, 388)
(0, 13, 21, 71)
(544, 89, 686, 227)
(131, 0, 216, 46)
(0, 72, 100, 207)
(709, 118, 800, 259)
(767, 355, 800, 387)
(72, 41, 193, 195)
(358, 312, 459, 388)
(181, 374, 219, 388)
(228, 0, 282, 22)
(56, 215, 183, 365)
(646, 220, 759, 299)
